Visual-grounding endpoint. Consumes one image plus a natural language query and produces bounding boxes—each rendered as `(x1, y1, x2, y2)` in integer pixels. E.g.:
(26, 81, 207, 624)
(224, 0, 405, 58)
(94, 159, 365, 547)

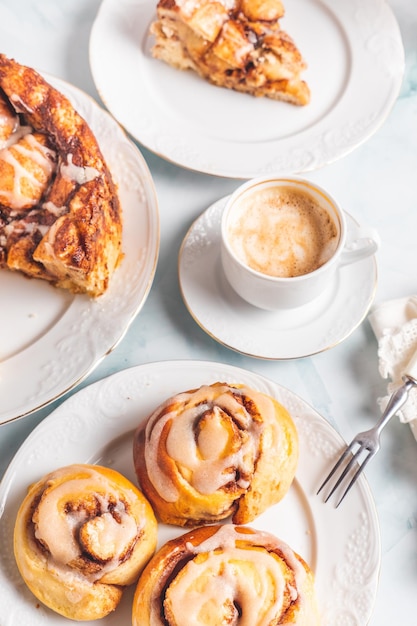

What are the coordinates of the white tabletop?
(0, 1, 416, 624)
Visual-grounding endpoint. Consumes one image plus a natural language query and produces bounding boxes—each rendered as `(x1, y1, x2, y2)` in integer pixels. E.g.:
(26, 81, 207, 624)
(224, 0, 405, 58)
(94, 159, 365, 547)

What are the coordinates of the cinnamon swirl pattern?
(132, 524, 320, 625)
(14, 464, 157, 620)
(133, 382, 298, 526)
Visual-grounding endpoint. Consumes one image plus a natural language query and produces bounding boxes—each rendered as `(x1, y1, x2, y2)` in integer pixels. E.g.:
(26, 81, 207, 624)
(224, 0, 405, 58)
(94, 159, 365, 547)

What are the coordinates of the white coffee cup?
(220, 176, 380, 310)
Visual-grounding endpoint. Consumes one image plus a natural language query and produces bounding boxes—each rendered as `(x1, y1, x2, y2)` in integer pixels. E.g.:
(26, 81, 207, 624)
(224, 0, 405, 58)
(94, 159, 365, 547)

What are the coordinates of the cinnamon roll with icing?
(14, 464, 157, 621)
(133, 382, 298, 526)
(132, 524, 321, 625)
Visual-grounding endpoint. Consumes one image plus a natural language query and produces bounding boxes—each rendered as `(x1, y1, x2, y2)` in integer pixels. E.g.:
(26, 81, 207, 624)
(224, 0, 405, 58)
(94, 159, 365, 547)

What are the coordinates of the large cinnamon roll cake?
(133, 382, 298, 526)
(132, 524, 321, 625)
(0, 54, 122, 297)
(14, 464, 157, 621)
(150, 0, 310, 105)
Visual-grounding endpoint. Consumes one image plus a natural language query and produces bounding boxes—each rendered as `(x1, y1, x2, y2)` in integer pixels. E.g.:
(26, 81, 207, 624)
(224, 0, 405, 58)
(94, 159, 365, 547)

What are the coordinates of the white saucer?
(178, 197, 378, 359)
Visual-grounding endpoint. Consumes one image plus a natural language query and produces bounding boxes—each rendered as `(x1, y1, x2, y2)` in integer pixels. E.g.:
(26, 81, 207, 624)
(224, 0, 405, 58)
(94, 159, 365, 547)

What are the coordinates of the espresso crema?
(227, 185, 340, 278)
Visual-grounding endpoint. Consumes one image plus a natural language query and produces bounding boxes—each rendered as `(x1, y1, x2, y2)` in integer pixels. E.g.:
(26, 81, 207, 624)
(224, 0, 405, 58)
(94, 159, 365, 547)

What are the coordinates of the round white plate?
(0, 76, 159, 425)
(89, 0, 404, 178)
(0, 360, 380, 626)
(179, 196, 378, 359)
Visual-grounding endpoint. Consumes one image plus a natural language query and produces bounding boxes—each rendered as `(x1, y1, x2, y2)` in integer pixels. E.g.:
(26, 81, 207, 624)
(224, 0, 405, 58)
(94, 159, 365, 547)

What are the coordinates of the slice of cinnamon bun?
(0, 54, 122, 296)
(150, 0, 310, 105)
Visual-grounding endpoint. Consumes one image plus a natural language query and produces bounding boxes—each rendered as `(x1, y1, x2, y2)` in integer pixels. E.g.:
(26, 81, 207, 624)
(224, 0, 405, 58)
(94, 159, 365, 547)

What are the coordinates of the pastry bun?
(133, 382, 298, 526)
(132, 524, 320, 625)
(14, 464, 157, 621)
(0, 54, 122, 297)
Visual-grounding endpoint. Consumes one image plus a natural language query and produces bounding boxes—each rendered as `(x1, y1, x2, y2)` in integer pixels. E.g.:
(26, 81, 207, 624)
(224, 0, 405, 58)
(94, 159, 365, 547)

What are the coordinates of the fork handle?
(404, 348, 417, 383)
(375, 376, 417, 435)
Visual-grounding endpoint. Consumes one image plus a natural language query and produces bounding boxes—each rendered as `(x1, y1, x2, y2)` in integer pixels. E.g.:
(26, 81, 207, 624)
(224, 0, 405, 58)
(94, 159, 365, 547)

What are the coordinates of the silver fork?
(317, 373, 417, 507)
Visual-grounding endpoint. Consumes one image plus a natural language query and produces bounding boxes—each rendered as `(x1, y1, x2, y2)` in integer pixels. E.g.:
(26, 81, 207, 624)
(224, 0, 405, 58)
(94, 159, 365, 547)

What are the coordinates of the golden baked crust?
(133, 382, 299, 527)
(0, 54, 122, 297)
(14, 464, 157, 621)
(132, 524, 321, 625)
(150, 0, 310, 105)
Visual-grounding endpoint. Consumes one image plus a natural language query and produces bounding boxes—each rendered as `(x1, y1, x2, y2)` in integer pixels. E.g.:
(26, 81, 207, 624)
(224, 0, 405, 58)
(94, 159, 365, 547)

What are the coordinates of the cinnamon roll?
(133, 382, 298, 526)
(14, 464, 157, 621)
(132, 524, 320, 625)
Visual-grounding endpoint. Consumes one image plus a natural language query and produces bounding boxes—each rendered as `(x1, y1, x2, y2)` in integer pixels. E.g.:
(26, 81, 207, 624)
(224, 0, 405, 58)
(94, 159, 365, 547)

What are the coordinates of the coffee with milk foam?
(227, 185, 340, 278)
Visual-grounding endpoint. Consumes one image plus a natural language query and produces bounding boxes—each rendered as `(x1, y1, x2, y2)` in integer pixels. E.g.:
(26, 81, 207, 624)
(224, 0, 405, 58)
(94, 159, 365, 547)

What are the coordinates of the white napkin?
(368, 295, 417, 441)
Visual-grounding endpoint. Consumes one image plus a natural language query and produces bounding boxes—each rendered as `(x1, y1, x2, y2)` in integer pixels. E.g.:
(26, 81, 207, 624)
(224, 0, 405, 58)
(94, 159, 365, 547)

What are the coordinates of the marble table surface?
(0, 0, 416, 624)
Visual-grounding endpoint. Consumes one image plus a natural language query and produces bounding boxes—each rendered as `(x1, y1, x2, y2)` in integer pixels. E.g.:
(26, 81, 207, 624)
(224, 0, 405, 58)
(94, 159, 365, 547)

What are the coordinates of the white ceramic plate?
(179, 196, 378, 359)
(0, 76, 159, 425)
(89, 0, 404, 178)
(0, 360, 380, 625)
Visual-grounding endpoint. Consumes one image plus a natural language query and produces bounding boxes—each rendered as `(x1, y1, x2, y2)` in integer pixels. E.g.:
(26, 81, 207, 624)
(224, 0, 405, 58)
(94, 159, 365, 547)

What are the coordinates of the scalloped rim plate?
(178, 196, 377, 359)
(89, 0, 404, 178)
(0, 75, 160, 425)
(0, 360, 380, 625)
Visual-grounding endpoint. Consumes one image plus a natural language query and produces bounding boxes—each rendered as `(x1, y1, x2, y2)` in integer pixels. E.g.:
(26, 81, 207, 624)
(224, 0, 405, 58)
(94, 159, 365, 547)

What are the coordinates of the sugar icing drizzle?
(0, 131, 56, 210)
(60, 153, 100, 184)
(161, 525, 308, 626)
(144, 384, 278, 502)
(31, 466, 143, 585)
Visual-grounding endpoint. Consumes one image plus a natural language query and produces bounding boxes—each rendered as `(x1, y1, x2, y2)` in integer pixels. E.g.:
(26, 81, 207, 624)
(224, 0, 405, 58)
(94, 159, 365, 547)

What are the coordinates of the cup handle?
(339, 225, 380, 267)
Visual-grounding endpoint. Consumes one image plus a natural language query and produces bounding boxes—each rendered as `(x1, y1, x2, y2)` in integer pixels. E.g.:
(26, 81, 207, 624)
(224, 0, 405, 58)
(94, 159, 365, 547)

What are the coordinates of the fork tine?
(322, 442, 366, 503)
(317, 378, 417, 506)
(335, 449, 376, 507)
(316, 442, 355, 495)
